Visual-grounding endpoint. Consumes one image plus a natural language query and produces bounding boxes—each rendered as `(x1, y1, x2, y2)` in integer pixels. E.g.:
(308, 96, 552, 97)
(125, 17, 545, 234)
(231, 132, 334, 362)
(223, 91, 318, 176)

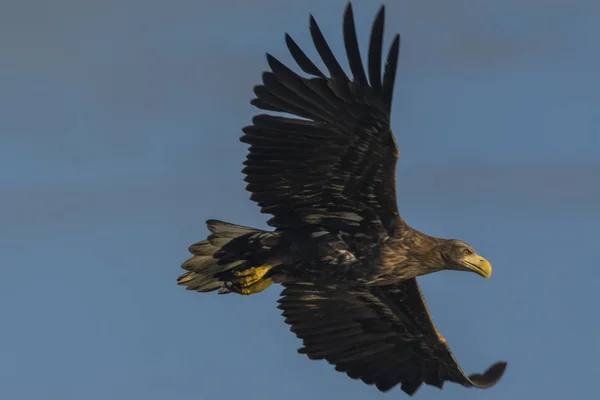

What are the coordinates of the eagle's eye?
(462, 248, 472, 256)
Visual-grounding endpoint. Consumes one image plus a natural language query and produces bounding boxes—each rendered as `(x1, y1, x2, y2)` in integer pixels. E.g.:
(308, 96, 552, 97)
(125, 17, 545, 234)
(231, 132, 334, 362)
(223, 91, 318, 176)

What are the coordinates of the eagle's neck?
(385, 226, 445, 281)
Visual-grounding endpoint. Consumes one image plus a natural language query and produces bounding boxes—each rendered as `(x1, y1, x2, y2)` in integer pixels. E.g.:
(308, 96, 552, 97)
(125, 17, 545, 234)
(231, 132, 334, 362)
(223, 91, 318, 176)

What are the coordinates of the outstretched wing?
(241, 4, 401, 232)
(278, 279, 507, 395)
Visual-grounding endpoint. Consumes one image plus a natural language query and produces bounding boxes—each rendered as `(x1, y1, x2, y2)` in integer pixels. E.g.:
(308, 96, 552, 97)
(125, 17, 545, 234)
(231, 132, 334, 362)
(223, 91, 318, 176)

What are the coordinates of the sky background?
(1, 0, 599, 399)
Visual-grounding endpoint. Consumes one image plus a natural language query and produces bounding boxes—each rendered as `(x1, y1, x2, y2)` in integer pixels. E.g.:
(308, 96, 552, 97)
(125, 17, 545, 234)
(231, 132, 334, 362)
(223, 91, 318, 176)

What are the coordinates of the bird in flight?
(178, 2, 507, 395)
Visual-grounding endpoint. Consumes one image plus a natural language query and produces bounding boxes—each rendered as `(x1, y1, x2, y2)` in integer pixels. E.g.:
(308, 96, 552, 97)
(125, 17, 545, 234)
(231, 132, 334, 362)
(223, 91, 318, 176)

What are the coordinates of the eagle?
(178, 2, 507, 396)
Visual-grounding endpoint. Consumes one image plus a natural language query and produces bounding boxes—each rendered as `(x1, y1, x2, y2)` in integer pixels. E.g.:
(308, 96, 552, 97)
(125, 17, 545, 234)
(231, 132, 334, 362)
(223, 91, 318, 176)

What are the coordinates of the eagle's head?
(435, 239, 492, 279)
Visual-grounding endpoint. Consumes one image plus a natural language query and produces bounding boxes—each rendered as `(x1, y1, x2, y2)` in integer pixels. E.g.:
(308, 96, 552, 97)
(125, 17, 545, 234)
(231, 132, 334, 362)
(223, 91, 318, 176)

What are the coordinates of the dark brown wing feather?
(241, 4, 401, 232)
(278, 279, 507, 395)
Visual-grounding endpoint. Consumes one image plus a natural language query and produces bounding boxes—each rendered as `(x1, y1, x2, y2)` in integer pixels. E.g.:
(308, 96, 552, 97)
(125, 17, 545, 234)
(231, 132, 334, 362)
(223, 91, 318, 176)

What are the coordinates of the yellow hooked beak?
(462, 253, 492, 279)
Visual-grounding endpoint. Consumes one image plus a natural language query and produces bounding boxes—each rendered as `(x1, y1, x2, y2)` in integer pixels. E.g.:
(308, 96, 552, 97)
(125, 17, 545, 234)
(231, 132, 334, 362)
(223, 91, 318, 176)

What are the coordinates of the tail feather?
(178, 220, 278, 294)
(206, 219, 257, 237)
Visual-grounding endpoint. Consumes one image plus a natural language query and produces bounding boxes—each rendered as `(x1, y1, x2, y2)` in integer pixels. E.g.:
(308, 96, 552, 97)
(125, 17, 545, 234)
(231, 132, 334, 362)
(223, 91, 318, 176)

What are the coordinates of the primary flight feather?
(178, 3, 507, 395)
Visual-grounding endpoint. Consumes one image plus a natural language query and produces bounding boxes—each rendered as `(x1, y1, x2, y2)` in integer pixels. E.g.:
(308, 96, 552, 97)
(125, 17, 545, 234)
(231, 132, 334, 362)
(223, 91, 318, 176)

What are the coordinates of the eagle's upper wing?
(242, 5, 401, 232)
(278, 280, 507, 395)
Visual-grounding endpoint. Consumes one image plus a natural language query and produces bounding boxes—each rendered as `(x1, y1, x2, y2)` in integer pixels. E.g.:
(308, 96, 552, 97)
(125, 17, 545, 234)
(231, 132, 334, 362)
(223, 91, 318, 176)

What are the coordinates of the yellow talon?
(240, 278, 274, 295)
(234, 265, 271, 283)
(234, 265, 273, 295)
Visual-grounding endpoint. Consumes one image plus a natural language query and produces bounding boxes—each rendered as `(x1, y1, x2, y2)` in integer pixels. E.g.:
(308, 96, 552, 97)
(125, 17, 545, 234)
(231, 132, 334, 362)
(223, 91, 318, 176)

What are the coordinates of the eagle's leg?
(233, 265, 274, 295)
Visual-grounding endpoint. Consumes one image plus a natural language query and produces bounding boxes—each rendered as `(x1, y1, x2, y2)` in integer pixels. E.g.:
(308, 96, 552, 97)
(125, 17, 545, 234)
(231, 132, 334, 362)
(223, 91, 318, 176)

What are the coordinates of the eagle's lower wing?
(242, 5, 401, 233)
(278, 280, 507, 395)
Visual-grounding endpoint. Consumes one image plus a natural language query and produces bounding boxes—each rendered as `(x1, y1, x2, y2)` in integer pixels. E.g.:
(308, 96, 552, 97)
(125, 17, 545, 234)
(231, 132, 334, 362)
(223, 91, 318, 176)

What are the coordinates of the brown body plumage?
(178, 3, 506, 396)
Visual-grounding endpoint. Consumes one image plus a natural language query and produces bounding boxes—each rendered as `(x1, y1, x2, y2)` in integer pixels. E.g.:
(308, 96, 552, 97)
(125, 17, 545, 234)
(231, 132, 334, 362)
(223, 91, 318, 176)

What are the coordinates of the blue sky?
(1, 0, 599, 399)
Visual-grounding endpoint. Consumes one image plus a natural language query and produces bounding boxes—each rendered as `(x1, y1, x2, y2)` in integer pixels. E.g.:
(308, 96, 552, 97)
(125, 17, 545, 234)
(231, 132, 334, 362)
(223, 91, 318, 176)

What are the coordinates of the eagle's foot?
(239, 278, 274, 295)
(233, 265, 273, 295)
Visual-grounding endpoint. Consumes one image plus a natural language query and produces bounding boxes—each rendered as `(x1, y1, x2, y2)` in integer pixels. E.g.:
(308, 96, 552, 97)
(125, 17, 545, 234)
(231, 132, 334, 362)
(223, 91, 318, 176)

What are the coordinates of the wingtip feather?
(468, 361, 508, 388)
(368, 4, 386, 93)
